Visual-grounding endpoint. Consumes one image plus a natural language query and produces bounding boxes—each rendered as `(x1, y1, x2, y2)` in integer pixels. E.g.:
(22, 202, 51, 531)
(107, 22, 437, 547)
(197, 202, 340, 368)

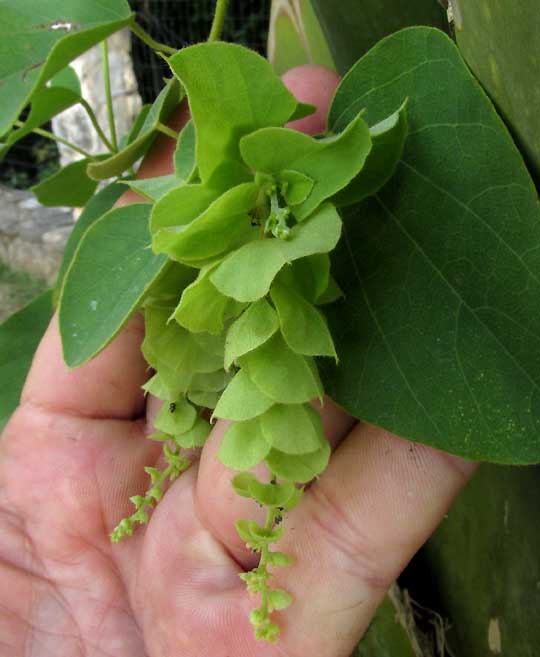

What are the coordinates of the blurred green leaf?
(31, 158, 99, 207)
(0, 0, 133, 137)
(0, 66, 81, 158)
(0, 291, 53, 431)
(310, 0, 446, 73)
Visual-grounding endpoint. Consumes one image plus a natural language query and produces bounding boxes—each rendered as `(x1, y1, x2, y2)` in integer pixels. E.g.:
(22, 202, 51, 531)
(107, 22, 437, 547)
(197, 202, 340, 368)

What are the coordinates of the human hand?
(0, 66, 476, 657)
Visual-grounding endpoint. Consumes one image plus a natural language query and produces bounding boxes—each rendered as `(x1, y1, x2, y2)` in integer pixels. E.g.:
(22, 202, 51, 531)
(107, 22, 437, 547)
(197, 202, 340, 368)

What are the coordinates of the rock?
(0, 185, 73, 285)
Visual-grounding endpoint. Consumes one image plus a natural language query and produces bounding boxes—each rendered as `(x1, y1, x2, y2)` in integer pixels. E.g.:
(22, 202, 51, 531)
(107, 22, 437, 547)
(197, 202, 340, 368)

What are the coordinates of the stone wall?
(53, 29, 142, 164)
(0, 185, 73, 285)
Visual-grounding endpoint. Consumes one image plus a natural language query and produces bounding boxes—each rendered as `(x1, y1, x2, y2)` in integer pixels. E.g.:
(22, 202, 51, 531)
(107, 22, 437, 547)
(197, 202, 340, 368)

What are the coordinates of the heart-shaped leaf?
(324, 27, 540, 464)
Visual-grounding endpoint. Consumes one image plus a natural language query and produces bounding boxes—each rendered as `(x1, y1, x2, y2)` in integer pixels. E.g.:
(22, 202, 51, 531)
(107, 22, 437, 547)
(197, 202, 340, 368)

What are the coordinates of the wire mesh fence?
(0, 0, 271, 189)
(131, 0, 271, 102)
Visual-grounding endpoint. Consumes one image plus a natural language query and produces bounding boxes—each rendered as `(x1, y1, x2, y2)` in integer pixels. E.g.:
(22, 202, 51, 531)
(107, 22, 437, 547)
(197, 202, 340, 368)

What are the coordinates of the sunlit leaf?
(224, 299, 280, 369)
(219, 418, 270, 471)
(260, 402, 325, 454)
(153, 182, 258, 265)
(154, 398, 197, 436)
(240, 333, 323, 404)
(175, 415, 212, 448)
(265, 441, 330, 482)
(213, 369, 275, 421)
(168, 42, 298, 180)
(172, 266, 245, 334)
(270, 281, 336, 358)
(240, 111, 371, 219)
(142, 305, 223, 394)
(122, 175, 179, 202)
(211, 202, 342, 302)
(174, 119, 197, 182)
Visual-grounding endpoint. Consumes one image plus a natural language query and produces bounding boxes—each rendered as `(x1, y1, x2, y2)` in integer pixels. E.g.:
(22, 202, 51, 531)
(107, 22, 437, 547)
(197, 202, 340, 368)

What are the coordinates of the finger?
(271, 423, 477, 657)
(21, 313, 148, 420)
(283, 64, 341, 134)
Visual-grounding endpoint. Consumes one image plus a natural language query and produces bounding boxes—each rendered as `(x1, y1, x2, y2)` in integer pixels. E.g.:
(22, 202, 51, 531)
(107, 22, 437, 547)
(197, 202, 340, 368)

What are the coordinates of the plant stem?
(14, 121, 93, 159)
(79, 99, 115, 152)
(208, 0, 230, 41)
(130, 21, 177, 55)
(101, 40, 118, 152)
(259, 506, 277, 616)
(156, 121, 179, 140)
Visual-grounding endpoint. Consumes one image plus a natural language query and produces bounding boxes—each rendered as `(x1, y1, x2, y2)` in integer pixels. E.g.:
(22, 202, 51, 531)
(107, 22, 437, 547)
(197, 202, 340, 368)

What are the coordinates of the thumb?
(283, 64, 341, 134)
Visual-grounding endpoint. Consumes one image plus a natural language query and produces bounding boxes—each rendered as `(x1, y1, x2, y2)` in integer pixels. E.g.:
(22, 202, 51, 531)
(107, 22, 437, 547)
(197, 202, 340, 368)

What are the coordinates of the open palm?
(0, 67, 476, 657)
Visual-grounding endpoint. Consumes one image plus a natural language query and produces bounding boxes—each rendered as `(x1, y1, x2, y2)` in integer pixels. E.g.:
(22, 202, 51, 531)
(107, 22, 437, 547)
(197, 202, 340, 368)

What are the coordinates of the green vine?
(208, 0, 230, 42)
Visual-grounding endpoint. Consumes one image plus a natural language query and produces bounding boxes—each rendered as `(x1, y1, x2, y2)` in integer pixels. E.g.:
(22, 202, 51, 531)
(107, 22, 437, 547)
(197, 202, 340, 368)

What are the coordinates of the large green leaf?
(454, 0, 540, 187)
(324, 27, 540, 464)
(87, 79, 183, 180)
(0, 291, 53, 432)
(0, 66, 80, 158)
(53, 182, 125, 304)
(0, 0, 133, 137)
(59, 204, 167, 367)
(310, 0, 446, 74)
(168, 42, 298, 181)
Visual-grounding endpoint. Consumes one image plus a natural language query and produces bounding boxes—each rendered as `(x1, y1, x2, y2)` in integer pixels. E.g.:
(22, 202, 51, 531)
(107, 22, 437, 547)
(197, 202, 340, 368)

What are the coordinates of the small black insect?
(169, 402, 176, 413)
(275, 514, 283, 525)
